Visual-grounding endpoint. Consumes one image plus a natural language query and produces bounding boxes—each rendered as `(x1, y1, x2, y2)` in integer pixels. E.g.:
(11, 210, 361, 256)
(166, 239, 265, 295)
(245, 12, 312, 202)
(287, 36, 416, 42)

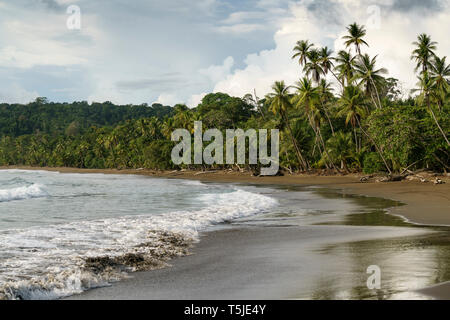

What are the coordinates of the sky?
(0, 0, 449, 106)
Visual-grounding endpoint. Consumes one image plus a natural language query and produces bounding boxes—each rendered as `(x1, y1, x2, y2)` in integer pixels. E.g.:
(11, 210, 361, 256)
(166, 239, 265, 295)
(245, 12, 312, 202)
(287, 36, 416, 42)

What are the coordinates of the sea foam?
(0, 184, 48, 203)
(0, 188, 276, 300)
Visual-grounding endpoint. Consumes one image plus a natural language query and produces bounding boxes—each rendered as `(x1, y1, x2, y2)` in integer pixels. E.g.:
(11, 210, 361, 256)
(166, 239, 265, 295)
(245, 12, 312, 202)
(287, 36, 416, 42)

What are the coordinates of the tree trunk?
(427, 97, 450, 146)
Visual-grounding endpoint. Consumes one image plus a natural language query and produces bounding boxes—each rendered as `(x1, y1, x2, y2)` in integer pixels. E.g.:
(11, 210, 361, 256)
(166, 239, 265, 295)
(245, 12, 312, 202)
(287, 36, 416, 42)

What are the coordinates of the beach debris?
(434, 178, 445, 185)
(194, 170, 217, 175)
(359, 175, 374, 182)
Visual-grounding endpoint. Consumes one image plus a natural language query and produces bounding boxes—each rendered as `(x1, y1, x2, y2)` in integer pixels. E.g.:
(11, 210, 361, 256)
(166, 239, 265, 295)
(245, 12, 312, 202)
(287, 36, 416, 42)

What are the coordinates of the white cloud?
(202, 4, 328, 99)
(199, 56, 235, 83)
(189, 0, 450, 103)
(155, 93, 180, 106)
(215, 23, 266, 34)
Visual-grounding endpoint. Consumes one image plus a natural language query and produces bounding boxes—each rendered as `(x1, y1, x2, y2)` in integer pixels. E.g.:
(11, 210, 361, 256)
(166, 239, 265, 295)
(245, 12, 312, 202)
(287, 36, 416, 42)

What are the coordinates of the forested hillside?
(0, 98, 173, 137)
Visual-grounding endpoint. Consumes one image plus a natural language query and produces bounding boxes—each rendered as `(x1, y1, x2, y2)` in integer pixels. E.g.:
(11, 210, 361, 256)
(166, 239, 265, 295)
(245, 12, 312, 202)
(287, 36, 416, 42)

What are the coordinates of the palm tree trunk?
(427, 98, 450, 146)
(370, 77, 383, 109)
(330, 70, 344, 91)
(254, 89, 265, 119)
(317, 127, 340, 172)
(319, 99, 335, 136)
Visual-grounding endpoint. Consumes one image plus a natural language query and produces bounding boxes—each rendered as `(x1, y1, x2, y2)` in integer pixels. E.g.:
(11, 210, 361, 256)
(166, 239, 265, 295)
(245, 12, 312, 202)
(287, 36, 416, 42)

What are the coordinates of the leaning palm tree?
(412, 73, 450, 146)
(411, 34, 437, 75)
(304, 49, 324, 83)
(343, 23, 369, 56)
(338, 85, 392, 174)
(292, 40, 314, 67)
(292, 78, 337, 170)
(267, 81, 308, 170)
(353, 54, 388, 109)
(335, 50, 356, 87)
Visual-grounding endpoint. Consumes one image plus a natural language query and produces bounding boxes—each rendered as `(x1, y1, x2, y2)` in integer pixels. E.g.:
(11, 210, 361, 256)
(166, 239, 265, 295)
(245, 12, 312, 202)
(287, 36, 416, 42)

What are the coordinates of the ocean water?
(0, 170, 279, 300)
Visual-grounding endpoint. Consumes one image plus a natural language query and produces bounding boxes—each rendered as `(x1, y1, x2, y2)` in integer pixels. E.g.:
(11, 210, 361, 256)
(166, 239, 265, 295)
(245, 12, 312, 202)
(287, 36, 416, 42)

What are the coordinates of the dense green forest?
(0, 23, 449, 174)
(0, 99, 173, 137)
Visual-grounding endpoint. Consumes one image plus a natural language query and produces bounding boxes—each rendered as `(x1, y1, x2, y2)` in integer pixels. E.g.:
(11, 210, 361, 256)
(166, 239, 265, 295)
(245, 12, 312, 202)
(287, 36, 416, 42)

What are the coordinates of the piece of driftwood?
(194, 171, 218, 176)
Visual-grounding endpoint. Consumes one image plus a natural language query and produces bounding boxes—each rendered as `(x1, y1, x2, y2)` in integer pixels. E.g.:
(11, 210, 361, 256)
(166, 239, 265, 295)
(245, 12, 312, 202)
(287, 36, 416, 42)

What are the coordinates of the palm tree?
(338, 85, 392, 174)
(292, 40, 314, 67)
(323, 132, 355, 172)
(317, 79, 336, 135)
(319, 47, 344, 88)
(343, 23, 369, 56)
(162, 118, 175, 139)
(411, 34, 437, 75)
(268, 81, 308, 170)
(412, 73, 450, 146)
(304, 49, 324, 83)
(292, 77, 319, 115)
(292, 78, 337, 170)
(430, 56, 450, 109)
(335, 50, 356, 87)
(353, 54, 388, 109)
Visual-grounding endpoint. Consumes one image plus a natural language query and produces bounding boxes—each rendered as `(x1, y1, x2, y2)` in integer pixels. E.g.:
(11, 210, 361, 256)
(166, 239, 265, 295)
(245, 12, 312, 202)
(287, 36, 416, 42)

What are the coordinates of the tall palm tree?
(304, 49, 324, 83)
(292, 40, 314, 67)
(335, 50, 356, 87)
(343, 23, 369, 56)
(268, 81, 308, 170)
(338, 85, 392, 174)
(411, 34, 437, 75)
(353, 54, 388, 109)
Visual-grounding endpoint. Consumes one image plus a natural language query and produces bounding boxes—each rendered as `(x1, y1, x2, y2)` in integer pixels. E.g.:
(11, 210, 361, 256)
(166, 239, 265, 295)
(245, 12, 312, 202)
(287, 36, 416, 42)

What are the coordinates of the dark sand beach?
(2, 166, 450, 300)
(67, 226, 433, 300)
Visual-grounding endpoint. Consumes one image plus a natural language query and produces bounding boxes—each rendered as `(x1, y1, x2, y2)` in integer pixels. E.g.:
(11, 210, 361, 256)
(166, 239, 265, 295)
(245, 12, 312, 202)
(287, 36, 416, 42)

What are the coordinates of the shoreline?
(2, 166, 449, 226)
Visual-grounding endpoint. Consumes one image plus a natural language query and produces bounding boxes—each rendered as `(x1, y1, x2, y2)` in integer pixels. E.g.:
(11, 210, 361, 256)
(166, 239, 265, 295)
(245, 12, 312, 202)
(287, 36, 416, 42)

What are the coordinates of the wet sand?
(67, 225, 432, 300)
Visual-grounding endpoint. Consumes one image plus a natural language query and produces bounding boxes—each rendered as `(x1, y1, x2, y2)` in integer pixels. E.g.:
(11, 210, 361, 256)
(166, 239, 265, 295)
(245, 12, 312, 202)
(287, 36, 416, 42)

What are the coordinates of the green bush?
(363, 153, 386, 174)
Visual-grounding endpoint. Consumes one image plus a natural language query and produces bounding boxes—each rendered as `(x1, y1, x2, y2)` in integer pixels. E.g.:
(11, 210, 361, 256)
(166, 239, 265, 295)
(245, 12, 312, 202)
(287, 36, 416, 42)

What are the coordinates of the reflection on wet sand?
(307, 188, 450, 300)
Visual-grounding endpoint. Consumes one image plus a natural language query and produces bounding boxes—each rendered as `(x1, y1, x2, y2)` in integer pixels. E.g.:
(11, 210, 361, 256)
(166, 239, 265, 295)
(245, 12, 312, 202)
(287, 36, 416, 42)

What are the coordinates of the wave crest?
(0, 184, 48, 203)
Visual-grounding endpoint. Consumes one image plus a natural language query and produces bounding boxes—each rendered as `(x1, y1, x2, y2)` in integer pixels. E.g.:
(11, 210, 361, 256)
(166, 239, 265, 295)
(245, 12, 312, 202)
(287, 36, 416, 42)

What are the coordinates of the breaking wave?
(0, 189, 277, 300)
(0, 184, 48, 203)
